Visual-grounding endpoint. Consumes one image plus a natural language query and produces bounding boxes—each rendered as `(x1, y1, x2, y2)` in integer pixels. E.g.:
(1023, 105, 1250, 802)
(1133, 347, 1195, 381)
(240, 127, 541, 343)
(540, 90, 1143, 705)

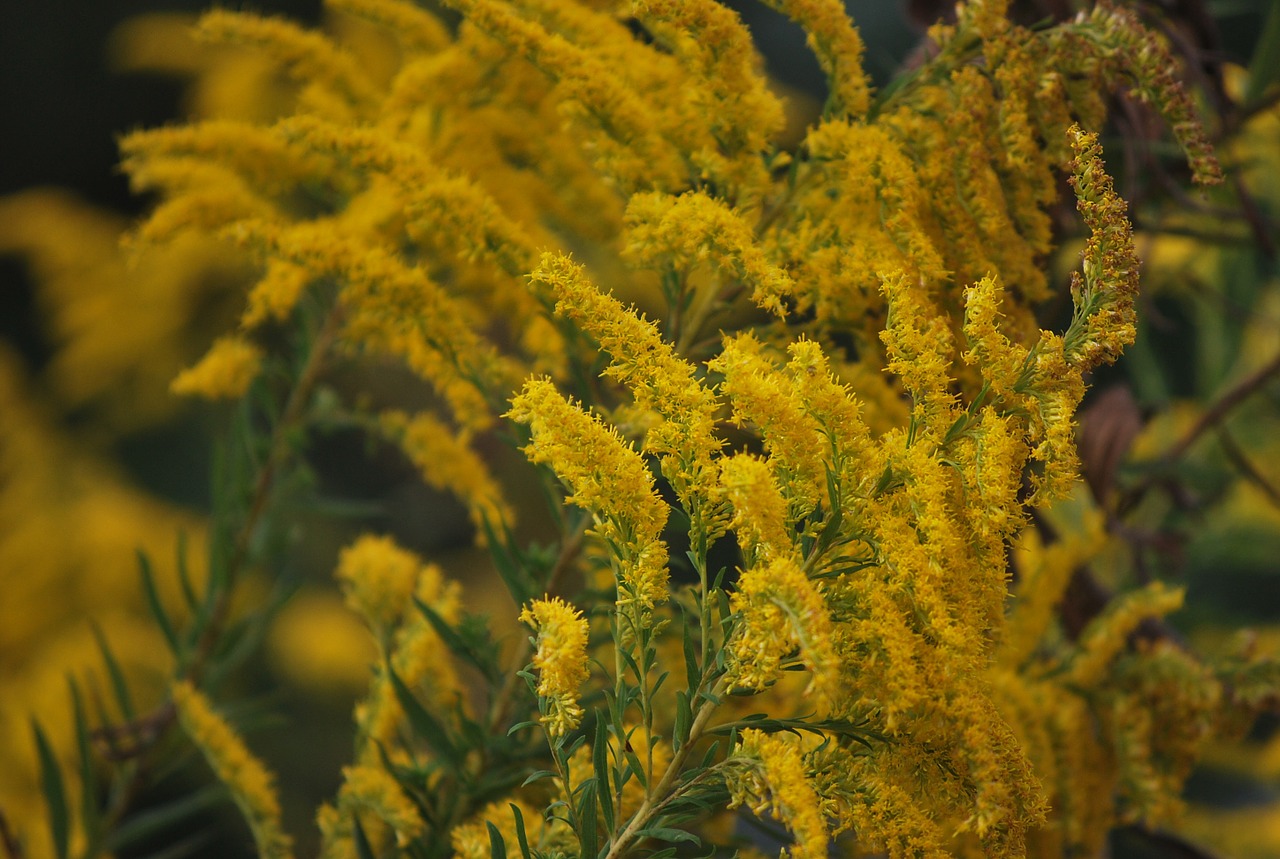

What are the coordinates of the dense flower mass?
(5, 1, 1279, 859)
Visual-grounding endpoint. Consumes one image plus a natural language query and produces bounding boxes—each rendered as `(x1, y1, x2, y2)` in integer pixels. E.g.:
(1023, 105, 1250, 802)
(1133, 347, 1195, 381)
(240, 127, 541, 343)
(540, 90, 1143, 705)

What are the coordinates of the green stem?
(602, 684, 724, 859)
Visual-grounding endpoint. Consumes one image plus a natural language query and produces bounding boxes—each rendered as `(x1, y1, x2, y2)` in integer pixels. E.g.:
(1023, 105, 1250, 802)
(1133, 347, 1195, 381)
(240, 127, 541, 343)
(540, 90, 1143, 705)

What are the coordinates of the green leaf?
(481, 516, 535, 606)
(138, 550, 180, 655)
(128, 829, 217, 859)
(33, 721, 69, 859)
(174, 531, 200, 613)
(67, 678, 99, 837)
(509, 802, 533, 859)
(1246, 0, 1280, 104)
(106, 785, 226, 853)
(679, 605, 701, 692)
(623, 747, 648, 791)
(90, 623, 135, 720)
(352, 815, 377, 859)
(388, 666, 462, 769)
(633, 827, 700, 845)
(593, 717, 615, 834)
(673, 691, 692, 753)
(414, 597, 499, 682)
(486, 821, 508, 859)
(576, 778, 598, 859)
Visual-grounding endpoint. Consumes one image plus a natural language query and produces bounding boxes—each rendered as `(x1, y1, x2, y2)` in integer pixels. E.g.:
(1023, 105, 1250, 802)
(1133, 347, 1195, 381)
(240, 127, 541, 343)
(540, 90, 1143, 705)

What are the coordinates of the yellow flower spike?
(325, 0, 450, 55)
(784, 338, 876, 488)
(235, 218, 512, 430)
(450, 799, 569, 859)
(728, 557, 838, 702)
(507, 378, 670, 609)
(999, 512, 1107, 667)
(316, 802, 357, 859)
(170, 335, 263, 400)
(334, 534, 423, 635)
(717, 454, 792, 565)
(729, 729, 829, 859)
(1081, 3, 1222, 186)
(962, 274, 1030, 399)
(712, 333, 825, 516)
(1064, 125, 1140, 372)
(276, 117, 538, 276)
(336, 765, 426, 847)
(123, 158, 274, 247)
(354, 565, 462, 762)
(242, 259, 313, 328)
(761, 0, 870, 119)
(623, 191, 794, 316)
(531, 253, 721, 509)
(379, 410, 512, 535)
(631, 0, 783, 197)
(1070, 582, 1186, 687)
(878, 267, 959, 435)
(443, 0, 686, 192)
(195, 9, 380, 113)
(171, 681, 294, 859)
(520, 596, 591, 738)
(120, 120, 333, 197)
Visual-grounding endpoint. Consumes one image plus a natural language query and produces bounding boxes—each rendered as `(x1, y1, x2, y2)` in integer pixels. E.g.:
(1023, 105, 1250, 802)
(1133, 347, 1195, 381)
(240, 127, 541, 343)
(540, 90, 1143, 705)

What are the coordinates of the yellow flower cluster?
(508, 378, 669, 609)
(728, 729, 828, 859)
(727, 557, 837, 702)
(12, 0, 1265, 856)
(334, 534, 425, 635)
(170, 335, 263, 399)
(520, 597, 591, 738)
(529, 253, 721, 511)
(172, 681, 293, 859)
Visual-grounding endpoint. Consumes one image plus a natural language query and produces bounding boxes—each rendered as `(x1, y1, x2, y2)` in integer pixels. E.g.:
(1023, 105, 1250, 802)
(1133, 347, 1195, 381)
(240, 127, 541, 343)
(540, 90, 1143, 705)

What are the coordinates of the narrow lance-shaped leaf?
(33, 720, 70, 859)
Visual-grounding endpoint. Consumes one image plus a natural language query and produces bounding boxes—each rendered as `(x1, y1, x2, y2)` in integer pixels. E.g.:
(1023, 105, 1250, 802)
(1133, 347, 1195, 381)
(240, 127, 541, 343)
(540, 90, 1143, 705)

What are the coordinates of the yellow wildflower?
(170, 335, 263, 399)
(450, 799, 569, 859)
(172, 681, 293, 859)
(242, 258, 312, 328)
(379, 409, 512, 534)
(729, 729, 828, 859)
(520, 596, 591, 738)
(878, 267, 958, 435)
(195, 9, 379, 114)
(1063, 124, 1140, 371)
(728, 556, 838, 701)
(507, 377, 669, 609)
(1070, 582, 1185, 686)
(631, 0, 783, 198)
(334, 534, 422, 635)
(712, 333, 825, 515)
(325, 0, 449, 54)
(761, 0, 870, 118)
(336, 765, 425, 847)
(530, 252, 721, 509)
(623, 190, 794, 316)
(717, 454, 792, 565)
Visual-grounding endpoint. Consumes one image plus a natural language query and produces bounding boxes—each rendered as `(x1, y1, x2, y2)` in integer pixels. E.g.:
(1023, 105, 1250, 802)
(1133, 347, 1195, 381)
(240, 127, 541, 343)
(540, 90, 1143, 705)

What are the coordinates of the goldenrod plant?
(4, 1, 1280, 858)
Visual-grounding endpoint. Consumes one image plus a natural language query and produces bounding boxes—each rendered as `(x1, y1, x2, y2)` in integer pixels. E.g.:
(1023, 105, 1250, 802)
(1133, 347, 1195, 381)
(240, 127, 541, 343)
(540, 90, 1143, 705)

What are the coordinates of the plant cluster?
(4, 1, 1280, 859)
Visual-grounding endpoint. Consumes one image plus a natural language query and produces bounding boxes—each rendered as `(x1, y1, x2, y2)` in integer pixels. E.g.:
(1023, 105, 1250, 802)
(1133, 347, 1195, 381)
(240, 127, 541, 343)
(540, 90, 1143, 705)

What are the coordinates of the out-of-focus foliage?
(0, 2, 1278, 859)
